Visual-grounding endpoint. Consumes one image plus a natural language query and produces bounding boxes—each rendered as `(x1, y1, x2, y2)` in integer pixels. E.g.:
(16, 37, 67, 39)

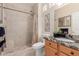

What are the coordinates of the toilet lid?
(32, 42, 44, 48)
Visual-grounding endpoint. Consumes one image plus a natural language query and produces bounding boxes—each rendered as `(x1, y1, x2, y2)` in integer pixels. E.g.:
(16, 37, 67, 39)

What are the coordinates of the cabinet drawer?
(45, 40, 57, 49)
(59, 52, 67, 56)
(59, 45, 79, 56)
(45, 45, 58, 56)
(70, 49, 79, 56)
(60, 45, 72, 55)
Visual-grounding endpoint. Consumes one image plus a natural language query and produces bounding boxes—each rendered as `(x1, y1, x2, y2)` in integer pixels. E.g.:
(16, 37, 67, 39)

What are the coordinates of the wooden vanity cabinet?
(45, 39, 57, 49)
(45, 39, 68, 56)
(45, 45, 58, 56)
(59, 44, 79, 56)
(45, 39, 79, 56)
(45, 39, 58, 56)
(58, 52, 67, 56)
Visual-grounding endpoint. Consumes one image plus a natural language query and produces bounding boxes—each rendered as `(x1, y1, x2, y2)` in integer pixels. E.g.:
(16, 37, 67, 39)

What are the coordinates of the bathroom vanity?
(45, 38, 79, 56)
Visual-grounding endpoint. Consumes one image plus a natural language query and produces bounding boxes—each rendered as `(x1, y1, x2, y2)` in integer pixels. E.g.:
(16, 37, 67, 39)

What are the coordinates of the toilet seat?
(32, 42, 44, 49)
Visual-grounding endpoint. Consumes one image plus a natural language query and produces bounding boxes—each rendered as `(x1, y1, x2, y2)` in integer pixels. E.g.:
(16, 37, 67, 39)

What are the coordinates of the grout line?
(0, 3, 4, 26)
(1, 4, 3, 22)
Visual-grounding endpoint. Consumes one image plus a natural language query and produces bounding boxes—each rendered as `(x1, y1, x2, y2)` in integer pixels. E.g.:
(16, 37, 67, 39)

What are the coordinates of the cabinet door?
(45, 39, 57, 49)
(45, 46, 58, 56)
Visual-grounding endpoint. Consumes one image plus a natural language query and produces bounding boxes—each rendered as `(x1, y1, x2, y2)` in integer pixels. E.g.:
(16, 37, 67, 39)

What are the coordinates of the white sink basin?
(55, 38, 75, 43)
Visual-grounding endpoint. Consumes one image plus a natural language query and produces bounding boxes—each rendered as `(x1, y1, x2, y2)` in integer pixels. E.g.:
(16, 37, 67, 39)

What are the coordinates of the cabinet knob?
(70, 51, 74, 55)
(49, 43, 51, 45)
(55, 52, 58, 55)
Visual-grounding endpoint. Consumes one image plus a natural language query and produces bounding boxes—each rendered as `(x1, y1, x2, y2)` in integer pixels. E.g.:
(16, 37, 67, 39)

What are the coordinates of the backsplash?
(72, 35, 79, 40)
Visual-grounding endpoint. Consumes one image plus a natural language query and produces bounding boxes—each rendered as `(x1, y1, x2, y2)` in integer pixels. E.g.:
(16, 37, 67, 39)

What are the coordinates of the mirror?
(54, 12, 79, 35)
(58, 15, 71, 27)
(52, 3, 79, 36)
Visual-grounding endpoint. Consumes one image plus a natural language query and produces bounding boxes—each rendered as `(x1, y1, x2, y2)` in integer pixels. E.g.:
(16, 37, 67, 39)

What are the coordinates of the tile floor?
(1, 46, 36, 56)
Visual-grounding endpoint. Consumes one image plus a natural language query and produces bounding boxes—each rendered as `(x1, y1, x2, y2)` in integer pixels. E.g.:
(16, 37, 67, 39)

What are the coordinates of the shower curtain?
(32, 14, 38, 44)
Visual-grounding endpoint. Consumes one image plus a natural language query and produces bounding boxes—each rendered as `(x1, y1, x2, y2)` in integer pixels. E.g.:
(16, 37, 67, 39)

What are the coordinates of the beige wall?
(3, 3, 34, 52)
(54, 3, 79, 33)
(55, 3, 79, 18)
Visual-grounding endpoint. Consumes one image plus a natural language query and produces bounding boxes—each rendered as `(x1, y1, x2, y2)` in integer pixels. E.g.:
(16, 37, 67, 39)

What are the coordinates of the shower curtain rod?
(0, 6, 33, 15)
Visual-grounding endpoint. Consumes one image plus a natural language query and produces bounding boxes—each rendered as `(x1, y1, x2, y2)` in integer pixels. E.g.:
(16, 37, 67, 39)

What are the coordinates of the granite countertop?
(45, 37, 79, 51)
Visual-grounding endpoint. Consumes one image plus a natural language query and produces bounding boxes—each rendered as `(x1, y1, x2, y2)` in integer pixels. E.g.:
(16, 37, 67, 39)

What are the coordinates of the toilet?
(32, 42, 44, 56)
(32, 33, 50, 56)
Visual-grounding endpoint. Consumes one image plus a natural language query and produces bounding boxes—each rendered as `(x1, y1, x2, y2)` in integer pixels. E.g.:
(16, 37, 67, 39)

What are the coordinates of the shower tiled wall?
(2, 3, 34, 52)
